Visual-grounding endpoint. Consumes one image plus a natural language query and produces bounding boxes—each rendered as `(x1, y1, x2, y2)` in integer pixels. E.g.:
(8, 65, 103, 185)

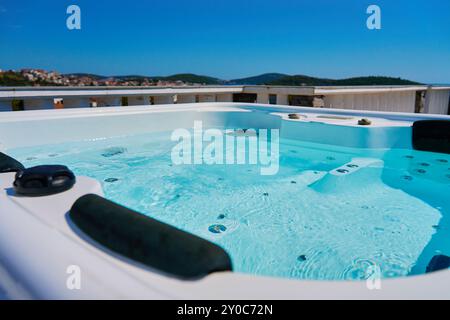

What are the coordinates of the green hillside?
(1, 70, 422, 87)
(228, 73, 288, 85)
(268, 75, 422, 86)
(64, 73, 108, 80)
(0, 71, 59, 86)
(161, 73, 222, 85)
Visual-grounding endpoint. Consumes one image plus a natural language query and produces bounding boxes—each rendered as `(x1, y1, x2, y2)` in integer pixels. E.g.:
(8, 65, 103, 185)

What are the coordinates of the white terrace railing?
(0, 85, 449, 115)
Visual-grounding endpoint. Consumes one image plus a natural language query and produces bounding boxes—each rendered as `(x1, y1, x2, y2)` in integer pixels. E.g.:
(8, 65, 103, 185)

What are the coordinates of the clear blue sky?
(0, 0, 449, 83)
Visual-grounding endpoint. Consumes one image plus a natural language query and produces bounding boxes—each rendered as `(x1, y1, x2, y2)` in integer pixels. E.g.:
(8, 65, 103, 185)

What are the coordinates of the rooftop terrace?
(0, 85, 449, 115)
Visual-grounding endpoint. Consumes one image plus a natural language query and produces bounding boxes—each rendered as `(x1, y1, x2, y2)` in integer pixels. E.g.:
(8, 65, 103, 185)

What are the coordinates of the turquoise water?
(8, 130, 450, 281)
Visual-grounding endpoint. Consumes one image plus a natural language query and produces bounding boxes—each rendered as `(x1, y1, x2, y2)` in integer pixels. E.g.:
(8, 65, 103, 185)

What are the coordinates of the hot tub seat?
(413, 120, 450, 154)
(69, 194, 233, 279)
(0, 152, 25, 173)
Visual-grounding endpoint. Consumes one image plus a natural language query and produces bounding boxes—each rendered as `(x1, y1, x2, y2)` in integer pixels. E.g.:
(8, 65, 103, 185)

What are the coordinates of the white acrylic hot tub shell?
(0, 103, 449, 299)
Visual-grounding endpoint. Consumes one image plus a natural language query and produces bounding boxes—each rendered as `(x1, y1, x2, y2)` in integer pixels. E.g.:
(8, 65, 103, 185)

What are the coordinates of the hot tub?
(0, 103, 449, 299)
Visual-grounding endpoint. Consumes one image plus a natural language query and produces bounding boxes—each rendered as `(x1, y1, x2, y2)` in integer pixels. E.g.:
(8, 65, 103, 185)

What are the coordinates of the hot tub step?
(329, 158, 383, 176)
(309, 158, 384, 193)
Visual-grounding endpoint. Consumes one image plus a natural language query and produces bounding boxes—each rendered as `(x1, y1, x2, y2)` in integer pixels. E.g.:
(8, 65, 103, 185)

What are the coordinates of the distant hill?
(0, 71, 59, 86)
(63, 73, 222, 84)
(161, 73, 222, 85)
(3, 70, 422, 87)
(113, 75, 151, 80)
(228, 73, 288, 85)
(0, 71, 30, 86)
(332, 76, 421, 86)
(64, 73, 108, 80)
(65, 73, 150, 81)
(62, 72, 422, 86)
(268, 75, 422, 86)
